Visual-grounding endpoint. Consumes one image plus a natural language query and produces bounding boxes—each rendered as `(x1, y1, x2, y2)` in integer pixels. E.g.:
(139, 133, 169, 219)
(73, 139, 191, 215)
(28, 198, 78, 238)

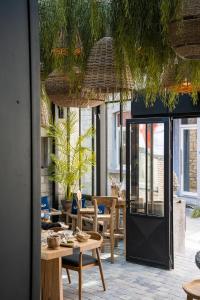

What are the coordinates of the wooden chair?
(62, 231, 106, 300)
(92, 196, 117, 263)
(183, 279, 200, 300)
(64, 191, 91, 232)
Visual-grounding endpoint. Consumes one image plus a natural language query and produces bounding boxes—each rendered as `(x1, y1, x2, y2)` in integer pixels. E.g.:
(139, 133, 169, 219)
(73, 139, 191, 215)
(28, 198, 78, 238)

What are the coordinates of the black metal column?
(96, 106, 101, 195)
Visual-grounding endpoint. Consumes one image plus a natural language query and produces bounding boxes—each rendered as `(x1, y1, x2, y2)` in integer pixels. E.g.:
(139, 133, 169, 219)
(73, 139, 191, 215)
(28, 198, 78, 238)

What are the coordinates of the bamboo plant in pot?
(46, 111, 95, 211)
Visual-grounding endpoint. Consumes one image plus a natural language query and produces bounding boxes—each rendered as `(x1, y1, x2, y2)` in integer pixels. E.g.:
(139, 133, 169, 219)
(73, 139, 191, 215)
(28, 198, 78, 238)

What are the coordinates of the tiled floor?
(63, 209, 200, 299)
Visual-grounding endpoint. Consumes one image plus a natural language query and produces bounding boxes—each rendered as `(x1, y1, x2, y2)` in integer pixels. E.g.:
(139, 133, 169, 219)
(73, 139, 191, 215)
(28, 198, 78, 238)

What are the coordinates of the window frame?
(179, 120, 198, 197)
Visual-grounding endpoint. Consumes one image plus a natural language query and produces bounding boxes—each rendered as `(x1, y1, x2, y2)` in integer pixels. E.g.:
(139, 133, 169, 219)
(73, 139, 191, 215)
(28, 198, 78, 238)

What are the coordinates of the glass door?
(126, 117, 173, 269)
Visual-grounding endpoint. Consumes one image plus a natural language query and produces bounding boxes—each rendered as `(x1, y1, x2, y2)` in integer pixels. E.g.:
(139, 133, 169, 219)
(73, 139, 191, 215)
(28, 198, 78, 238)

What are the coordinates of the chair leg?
(110, 234, 114, 264)
(187, 295, 193, 300)
(72, 218, 76, 233)
(66, 268, 71, 284)
(78, 270, 82, 300)
(96, 248, 106, 291)
(78, 253, 83, 300)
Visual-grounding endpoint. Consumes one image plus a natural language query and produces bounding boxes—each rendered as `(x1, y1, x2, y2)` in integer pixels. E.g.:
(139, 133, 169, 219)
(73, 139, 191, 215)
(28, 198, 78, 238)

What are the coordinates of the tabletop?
(41, 238, 101, 260)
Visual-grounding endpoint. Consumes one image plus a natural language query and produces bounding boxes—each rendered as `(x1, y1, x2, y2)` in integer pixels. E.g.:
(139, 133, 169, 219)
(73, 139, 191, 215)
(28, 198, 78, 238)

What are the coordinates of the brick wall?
(188, 129, 197, 192)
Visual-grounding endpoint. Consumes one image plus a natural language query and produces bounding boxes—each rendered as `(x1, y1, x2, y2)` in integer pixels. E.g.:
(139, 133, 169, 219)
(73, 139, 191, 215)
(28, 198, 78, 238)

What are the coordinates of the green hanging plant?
(39, 0, 200, 109)
(39, 0, 66, 77)
(39, 0, 108, 80)
(111, 0, 200, 108)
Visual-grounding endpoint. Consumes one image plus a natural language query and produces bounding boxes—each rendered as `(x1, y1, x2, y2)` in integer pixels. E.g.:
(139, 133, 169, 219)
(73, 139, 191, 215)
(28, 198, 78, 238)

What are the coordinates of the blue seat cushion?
(98, 204, 105, 214)
(41, 196, 50, 211)
(71, 196, 86, 215)
(62, 254, 98, 267)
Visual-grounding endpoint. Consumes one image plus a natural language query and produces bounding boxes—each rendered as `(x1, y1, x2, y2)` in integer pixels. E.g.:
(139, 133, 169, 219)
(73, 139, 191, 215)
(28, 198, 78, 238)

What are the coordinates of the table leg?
(115, 207, 120, 247)
(41, 257, 63, 300)
(115, 207, 120, 231)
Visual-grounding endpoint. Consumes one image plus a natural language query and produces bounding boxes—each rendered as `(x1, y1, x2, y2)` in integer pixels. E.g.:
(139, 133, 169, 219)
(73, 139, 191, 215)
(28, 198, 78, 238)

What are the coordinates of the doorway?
(126, 117, 173, 269)
(173, 117, 200, 262)
(179, 118, 198, 197)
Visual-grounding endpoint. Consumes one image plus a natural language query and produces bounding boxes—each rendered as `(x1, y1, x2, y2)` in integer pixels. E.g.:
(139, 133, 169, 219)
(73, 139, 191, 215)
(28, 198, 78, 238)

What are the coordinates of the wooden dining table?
(41, 237, 100, 300)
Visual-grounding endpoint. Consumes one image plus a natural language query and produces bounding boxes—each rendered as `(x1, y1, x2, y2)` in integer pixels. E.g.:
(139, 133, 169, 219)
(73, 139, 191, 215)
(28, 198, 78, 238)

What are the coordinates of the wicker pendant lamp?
(83, 37, 134, 100)
(169, 0, 200, 60)
(45, 69, 104, 108)
(162, 65, 198, 93)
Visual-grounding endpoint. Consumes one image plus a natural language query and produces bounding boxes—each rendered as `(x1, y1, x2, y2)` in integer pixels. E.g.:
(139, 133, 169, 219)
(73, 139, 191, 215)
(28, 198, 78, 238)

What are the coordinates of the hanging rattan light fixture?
(162, 64, 199, 93)
(45, 69, 104, 108)
(83, 37, 134, 100)
(169, 0, 200, 60)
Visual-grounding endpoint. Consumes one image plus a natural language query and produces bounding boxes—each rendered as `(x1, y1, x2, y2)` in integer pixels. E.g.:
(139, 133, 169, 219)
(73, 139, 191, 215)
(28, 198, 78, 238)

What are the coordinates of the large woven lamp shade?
(162, 65, 199, 93)
(45, 70, 104, 108)
(169, 0, 200, 60)
(83, 37, 134, 99)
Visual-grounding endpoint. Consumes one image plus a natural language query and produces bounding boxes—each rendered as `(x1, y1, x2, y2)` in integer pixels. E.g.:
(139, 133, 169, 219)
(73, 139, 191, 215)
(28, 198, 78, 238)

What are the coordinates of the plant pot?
(169, 0, 200, 60)
(47, 235, 61, 250)
(61, 199, 72, 212)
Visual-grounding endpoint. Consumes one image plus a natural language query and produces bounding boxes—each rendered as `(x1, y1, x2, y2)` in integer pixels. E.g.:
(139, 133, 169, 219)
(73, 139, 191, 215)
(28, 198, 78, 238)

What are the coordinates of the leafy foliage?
(39, 0, 200, 108)
(39, 0, 108, 78)
(111, 0, 200, 108)
(45, 111, 95, 200)
(192, 208, 200, 218)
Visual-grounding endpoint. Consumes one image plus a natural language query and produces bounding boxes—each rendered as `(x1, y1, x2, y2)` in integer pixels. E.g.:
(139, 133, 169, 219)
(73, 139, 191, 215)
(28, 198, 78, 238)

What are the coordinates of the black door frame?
(126, 117, 173, 269)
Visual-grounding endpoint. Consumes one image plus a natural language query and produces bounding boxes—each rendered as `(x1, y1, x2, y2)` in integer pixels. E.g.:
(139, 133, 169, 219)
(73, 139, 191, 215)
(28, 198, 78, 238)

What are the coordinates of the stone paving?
(63, 209, 200, 300)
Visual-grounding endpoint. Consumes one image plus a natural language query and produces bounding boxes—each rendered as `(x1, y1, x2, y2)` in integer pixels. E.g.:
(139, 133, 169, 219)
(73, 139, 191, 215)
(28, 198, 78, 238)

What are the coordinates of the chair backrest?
(86, 231, 103, 248)
(92, 196, 117, 232)
(92, 196, 117, 212)
(41, 195, 50, 211)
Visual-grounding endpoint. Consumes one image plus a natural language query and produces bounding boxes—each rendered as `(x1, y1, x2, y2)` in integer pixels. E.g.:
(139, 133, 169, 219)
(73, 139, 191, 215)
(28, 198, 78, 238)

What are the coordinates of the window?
(106, 102, 120, 194)
(106, 101, 131, 194)
(181, 118, 197, 125)
(41, 137, 49, 168)
(80, 108, 93, 195)
(58, 106, 64, 119)
(116, 111, 131, 167)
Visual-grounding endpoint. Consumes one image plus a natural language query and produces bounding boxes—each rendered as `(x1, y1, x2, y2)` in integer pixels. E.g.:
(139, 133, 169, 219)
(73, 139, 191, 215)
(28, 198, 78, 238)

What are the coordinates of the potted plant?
(46, 110, 95, 211)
